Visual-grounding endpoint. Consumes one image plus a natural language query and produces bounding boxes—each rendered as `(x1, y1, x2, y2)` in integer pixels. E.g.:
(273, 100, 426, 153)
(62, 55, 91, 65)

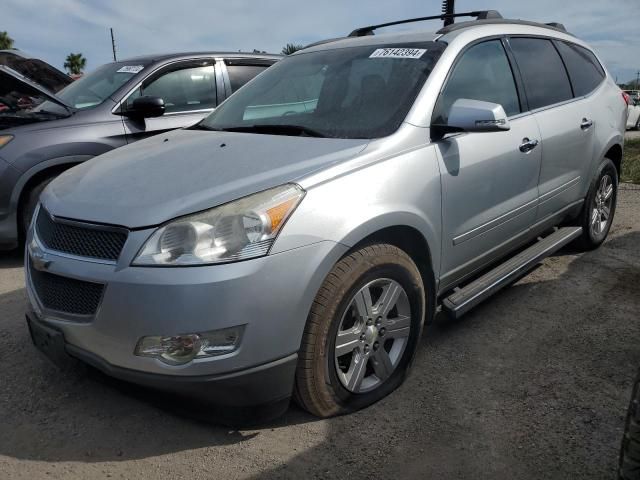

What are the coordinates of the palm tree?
(64, 53, 87, 75)
(0, 31, 14, 50)
(281, 43, 304, 55)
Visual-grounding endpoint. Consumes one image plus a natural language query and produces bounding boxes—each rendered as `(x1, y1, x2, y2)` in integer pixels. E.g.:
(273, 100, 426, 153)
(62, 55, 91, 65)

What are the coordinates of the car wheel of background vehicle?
(21, 176, 55, 235)
(572, 158, 618, 251)
(636, 117, 640, 130)
(619, 369, 640, 480)
(294, 243, 430, 418)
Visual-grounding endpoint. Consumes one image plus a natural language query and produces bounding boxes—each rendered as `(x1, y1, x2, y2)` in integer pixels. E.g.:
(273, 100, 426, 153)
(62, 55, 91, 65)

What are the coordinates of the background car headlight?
(134, 325, 245, 365)
(133, 184, 305, 266)
(0, 135, 14, 148)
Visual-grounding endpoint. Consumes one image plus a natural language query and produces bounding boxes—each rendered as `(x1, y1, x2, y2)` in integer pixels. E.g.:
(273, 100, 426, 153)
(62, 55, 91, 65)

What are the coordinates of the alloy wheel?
(333, 278, 411, 394)
(591, 174, 614, 237)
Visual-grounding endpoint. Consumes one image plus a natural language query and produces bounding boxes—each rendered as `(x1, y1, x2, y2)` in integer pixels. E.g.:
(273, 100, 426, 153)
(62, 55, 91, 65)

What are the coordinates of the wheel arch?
(349, 225, 436, 295)
(12, 155, 93, 228)
(599, 135, 624, 179)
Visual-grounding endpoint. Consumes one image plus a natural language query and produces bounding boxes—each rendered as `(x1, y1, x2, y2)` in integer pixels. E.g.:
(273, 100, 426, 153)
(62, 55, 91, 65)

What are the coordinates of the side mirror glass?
(446, 98, 510, 133)
(124, 96, 165, 118)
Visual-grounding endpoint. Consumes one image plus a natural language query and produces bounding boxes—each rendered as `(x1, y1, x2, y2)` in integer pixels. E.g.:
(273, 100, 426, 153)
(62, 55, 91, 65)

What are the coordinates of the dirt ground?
(0, 187, 639, 480)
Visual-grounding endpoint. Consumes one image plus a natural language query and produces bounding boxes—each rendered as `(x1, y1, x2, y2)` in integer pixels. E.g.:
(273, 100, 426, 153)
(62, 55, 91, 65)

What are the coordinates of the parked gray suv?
(0, 51, 279, 249)
(25, 11, 626, 420)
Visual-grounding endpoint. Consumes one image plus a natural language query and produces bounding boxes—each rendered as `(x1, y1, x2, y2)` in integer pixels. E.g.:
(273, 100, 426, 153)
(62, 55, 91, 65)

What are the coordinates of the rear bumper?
(27, 311, 298, 408)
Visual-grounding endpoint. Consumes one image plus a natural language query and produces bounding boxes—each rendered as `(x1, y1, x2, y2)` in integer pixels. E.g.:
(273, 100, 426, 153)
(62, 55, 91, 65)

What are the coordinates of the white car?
(625, 90, 640, 129)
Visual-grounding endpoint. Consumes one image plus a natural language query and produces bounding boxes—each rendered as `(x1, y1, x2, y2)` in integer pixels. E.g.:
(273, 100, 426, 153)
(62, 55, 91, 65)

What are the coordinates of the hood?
(0, 66, 73, 112)
(42, 129, 369, 228)
(0, 50, 71, 93)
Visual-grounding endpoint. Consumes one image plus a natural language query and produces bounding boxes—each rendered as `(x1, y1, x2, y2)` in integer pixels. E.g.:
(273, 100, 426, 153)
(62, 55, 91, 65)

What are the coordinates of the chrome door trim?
(538, 176, 581, 203)
(452, 198, 538, 246)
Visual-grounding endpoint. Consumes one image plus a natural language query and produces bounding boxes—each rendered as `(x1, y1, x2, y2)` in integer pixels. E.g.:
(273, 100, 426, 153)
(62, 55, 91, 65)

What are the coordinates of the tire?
(572, 158, 618, 251)
(294, 243, 431, 418)
(21, 176, 55, 234)
(619, 370, 640, 479)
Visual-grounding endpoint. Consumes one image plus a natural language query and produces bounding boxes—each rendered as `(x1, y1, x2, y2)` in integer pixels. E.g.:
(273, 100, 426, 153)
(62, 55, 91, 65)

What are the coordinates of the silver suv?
(24, 11, 627, 420)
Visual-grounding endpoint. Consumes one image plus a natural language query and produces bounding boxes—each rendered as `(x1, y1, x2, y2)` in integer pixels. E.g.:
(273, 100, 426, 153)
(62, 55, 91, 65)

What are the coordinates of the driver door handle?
(580, 118, 594, 130)
(519, 138, 539, 153)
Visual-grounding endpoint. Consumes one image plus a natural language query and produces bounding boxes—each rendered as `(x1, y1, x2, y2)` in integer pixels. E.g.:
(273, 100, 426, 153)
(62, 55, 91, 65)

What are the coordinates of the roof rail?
(545, 22, 567, 32)
(436, 18, 572, 36)
(348, 10, 503, 37)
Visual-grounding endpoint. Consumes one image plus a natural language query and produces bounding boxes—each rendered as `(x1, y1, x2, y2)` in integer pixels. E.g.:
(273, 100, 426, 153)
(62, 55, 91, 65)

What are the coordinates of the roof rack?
(436, 18, 571, 35)
(348, 10, 503, 37)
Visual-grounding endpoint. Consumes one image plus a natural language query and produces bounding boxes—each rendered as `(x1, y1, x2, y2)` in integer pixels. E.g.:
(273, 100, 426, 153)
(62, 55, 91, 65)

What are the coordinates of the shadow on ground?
(0, 228, 638, 478)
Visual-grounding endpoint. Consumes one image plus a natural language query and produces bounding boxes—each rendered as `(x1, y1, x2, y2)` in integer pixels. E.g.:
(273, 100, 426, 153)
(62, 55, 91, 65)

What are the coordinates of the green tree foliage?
(0, 31, 14, 50)
(64, 53, 87, 75)
(281, 43, 304, 55)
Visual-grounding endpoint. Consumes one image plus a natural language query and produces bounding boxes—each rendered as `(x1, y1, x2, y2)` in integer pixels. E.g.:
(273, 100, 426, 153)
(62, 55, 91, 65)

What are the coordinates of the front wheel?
(572, 158, 618, 251)
(294, 243, 430, 418)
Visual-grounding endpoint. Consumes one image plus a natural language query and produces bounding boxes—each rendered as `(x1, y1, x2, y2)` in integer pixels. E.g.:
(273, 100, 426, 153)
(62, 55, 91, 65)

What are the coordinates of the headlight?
(133, 184, 304, 266)
(134, 325, 245, 365)
(0, 135, 14, 148)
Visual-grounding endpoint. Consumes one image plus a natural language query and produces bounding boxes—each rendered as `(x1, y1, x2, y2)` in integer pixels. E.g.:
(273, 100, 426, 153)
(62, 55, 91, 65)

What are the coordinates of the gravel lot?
(0, 187, 639, 480)
(627, 129, 640, 140)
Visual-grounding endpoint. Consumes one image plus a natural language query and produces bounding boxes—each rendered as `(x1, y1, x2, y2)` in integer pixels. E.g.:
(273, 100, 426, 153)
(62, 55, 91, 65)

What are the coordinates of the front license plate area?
(26, 314, 76, 370)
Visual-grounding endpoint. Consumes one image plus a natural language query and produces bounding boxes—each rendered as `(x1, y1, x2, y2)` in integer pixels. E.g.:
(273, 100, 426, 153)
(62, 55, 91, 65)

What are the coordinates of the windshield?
(198, 42, 445, 139)
(56, 61, 151, 110)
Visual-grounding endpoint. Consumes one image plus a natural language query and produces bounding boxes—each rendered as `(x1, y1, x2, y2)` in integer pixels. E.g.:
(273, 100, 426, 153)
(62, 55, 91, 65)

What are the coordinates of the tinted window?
(555, 41, 605, 96)
(200, 43, 446, 139)
(509, 38, 573, 110)
(434, 40, 521, 123)
(227, 65, 270, 92)
(127, 64, 217, 113)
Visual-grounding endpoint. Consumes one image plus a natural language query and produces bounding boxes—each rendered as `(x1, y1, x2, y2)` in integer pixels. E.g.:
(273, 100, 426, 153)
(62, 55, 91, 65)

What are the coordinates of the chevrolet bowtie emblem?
(30, 250, 51, 271)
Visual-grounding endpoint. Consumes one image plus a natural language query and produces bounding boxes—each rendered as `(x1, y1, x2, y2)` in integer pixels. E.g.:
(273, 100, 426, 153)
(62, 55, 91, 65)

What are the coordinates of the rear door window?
(433, 39, 521, 123)
(554, 41, 605, 97)
(509, 38, 573, 110)
(226, 63, 272, 92)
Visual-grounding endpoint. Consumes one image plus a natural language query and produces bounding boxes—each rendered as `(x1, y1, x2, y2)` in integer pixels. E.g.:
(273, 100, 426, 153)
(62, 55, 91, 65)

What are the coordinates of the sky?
(3, 0, 639, 84)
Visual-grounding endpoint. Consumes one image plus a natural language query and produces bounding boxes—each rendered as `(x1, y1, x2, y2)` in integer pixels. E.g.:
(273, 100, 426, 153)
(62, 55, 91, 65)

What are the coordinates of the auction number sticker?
(117, 65, 144, 74)
(369, 48, 426, 59)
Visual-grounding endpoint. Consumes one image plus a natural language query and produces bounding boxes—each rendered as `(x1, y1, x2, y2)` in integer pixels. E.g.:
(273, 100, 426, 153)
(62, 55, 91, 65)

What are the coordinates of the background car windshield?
(57, 61, 151, 109)
(200, 43, 445, 139)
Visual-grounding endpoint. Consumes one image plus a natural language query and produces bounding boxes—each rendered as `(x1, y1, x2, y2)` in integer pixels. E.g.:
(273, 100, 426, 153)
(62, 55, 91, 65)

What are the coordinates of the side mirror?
(124, 96, 165, 118)
(433, 99, 510, 138)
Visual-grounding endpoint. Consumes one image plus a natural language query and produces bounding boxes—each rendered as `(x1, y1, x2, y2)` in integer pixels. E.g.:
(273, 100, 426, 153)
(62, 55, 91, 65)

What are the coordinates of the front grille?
(29, 261, 104, 316)
(36, 208, 127, 261)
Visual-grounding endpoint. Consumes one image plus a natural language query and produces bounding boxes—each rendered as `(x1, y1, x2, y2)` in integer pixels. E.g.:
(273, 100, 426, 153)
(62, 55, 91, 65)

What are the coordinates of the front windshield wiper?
(208, 124, 327, 138)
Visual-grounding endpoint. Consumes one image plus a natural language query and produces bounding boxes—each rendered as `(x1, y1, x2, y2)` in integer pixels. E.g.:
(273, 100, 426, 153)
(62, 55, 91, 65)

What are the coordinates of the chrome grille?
(36, 208, 127, 261)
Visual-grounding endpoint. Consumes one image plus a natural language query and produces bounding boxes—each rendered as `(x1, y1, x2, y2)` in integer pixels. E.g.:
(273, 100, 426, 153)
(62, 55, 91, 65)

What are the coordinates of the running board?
(442, 226, 582, 319)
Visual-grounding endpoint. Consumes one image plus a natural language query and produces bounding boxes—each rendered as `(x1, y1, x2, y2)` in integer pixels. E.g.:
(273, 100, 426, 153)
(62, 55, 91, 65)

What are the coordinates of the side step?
(442, 226, 582, 319)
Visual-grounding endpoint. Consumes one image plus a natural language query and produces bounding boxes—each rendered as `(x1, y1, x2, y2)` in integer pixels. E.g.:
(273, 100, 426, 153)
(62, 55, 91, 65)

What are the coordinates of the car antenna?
(442, 0, 455, 27)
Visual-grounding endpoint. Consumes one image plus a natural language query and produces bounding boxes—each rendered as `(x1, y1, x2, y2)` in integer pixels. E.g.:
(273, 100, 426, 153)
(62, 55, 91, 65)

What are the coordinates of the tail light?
(622, 91, 631, 106)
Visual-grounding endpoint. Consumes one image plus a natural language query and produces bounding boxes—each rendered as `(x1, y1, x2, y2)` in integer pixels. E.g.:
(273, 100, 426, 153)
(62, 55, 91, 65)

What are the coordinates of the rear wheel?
(294, 243, 430, 418)
(572, 158, 618, 251)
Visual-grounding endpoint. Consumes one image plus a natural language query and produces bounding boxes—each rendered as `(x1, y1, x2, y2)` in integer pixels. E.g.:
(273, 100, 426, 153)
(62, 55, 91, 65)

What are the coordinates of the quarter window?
(555, 41, 605, 97)
(227, 64, 271, 92)
(127, 64, 217, 113)
(509, 38, 573, 110)
(433, 40, 521, 124)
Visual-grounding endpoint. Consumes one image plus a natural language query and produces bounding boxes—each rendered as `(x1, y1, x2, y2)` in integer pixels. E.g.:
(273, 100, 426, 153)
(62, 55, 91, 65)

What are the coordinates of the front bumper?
(27, 311, 297, 407)
(25, 224, 348, 405)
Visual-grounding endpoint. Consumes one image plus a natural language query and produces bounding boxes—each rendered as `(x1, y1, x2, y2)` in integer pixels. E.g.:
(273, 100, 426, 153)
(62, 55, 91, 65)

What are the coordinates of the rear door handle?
(519, 138, 539, 153)
(580, 118, 594, 130)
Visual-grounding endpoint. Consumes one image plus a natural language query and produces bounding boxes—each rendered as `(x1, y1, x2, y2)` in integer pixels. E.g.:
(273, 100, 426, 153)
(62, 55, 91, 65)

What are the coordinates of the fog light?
(134, 325, 244, 365)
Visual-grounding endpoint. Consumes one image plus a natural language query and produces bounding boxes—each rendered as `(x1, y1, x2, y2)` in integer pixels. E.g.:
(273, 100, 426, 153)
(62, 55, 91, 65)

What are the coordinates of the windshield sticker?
(116, 65, 144, 74)
(369, 48, 426, 59)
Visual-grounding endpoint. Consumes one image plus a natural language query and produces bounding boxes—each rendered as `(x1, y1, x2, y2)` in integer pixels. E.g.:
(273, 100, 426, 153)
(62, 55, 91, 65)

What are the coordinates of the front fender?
(272, 142, 442, 278)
